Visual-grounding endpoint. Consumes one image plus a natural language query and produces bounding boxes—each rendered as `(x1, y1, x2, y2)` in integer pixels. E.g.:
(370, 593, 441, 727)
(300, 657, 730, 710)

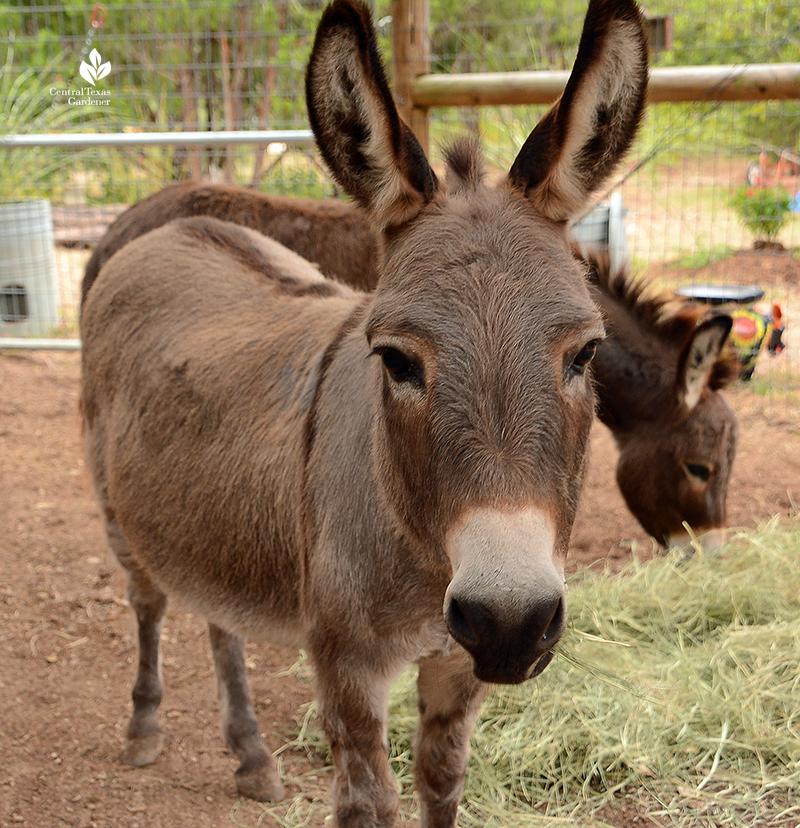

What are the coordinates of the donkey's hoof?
(235, 765, 286, 802)
(123, 731, 165, 767)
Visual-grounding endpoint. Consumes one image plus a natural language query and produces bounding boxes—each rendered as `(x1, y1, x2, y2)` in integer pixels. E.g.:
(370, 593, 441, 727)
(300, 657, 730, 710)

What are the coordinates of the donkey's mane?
(580, 247, 738, 390)
(443, 136, 486, 193)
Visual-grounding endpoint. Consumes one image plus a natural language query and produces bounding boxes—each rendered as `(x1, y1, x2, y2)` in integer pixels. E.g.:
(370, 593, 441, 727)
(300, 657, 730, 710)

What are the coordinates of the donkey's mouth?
(471, 647, 557, 686)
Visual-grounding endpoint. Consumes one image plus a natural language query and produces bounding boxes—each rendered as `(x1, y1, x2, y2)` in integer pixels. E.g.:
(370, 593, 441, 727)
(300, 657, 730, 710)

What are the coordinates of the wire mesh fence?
(1, 0, 799, 405)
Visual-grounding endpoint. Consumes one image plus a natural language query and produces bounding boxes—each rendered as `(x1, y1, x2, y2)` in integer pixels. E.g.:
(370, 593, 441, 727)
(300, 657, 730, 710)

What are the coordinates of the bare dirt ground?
(3, 252, 800, 828)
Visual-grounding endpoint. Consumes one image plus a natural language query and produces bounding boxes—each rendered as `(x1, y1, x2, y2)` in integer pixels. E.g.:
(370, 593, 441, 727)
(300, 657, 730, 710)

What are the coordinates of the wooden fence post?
(391, 0, 430, 154)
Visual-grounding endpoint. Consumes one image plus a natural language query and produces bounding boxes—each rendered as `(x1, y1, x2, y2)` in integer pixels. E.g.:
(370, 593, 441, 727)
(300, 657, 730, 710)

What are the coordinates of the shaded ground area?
(2, 332, 798, 827)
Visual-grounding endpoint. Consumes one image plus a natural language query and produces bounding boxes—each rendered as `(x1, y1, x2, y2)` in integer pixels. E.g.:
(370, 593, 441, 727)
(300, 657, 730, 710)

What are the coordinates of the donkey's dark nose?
(444, 589, 566, 685)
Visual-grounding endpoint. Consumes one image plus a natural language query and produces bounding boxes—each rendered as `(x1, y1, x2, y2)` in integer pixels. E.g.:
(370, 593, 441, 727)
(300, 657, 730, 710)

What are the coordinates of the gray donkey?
(80, 0, 648, 824)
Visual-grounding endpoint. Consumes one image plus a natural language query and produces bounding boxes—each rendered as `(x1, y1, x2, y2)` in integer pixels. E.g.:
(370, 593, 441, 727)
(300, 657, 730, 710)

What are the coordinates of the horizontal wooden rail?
(411, 63, 800, 108)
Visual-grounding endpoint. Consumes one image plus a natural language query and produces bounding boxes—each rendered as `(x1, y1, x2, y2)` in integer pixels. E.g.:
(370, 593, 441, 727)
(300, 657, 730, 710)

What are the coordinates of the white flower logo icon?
(79, 48, 111, 86)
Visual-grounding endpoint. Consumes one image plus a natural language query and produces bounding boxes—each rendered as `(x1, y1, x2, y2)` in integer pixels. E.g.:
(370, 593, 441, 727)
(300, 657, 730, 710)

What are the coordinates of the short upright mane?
(580, 247, 738, 390)
(443, 136, 486, 194)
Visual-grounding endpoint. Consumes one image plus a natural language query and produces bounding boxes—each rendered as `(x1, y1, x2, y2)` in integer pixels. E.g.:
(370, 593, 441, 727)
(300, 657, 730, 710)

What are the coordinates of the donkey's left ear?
(306, 0, 438, 230)
(508, 0, 648, 222)
(677, 316, 733, 411)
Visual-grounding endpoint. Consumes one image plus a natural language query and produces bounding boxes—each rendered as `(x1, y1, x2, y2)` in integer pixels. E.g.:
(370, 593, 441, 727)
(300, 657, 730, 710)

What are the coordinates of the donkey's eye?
(684, 462, 712, 483)
(568, 340, 599, 377)
(374, 347, 424, 389)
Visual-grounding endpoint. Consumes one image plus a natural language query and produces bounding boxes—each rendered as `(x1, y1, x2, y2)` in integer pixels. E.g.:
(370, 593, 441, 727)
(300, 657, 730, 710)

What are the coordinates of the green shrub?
(729, 184, 792, 242)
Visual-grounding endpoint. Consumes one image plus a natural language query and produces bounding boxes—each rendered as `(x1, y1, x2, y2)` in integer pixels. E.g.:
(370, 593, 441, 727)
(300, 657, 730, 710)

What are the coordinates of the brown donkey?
(80, 0, 647, 824)
(583, 250, 738, 551)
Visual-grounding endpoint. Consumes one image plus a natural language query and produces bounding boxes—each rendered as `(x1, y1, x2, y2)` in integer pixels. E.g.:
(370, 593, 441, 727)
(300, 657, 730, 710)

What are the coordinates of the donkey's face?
(585, 253, 739, 553)
(367, 190, 603, 682)
(616, 381, 738, 551)
(307, 0, 647, 683)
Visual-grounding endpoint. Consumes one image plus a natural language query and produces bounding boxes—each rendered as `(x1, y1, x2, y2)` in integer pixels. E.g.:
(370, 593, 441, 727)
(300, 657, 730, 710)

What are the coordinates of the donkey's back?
(82, 181, 379, 303)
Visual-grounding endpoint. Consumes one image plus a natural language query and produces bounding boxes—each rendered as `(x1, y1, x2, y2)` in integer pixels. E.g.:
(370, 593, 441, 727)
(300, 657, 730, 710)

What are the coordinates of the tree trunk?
(219, 27, 236, 183)
(180, 36, 203, 180)
(252, 0, 287, 188)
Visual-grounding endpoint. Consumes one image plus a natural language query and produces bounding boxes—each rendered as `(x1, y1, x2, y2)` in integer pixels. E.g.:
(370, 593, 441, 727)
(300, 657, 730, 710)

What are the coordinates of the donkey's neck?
(590, 287, 680, 433)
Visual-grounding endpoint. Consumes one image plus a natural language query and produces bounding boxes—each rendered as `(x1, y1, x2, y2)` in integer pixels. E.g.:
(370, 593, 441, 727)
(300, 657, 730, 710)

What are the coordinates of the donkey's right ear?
(306, 0, 438, 231)
(677, 315, 733, 412)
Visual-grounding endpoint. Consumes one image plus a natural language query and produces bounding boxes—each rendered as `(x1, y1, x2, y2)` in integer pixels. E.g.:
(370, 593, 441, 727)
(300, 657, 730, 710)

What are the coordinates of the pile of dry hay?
(259, 517, 800, 828)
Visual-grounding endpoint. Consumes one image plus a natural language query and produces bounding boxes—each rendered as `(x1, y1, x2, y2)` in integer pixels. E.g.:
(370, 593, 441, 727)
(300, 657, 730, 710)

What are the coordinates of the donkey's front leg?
(208, 624, 285, 802)
(414, 651, 489, 828)
(313, 650, 399, 828)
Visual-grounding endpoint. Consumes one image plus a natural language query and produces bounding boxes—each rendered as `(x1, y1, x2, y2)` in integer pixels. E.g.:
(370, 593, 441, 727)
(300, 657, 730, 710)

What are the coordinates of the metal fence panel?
(1, 0, 798, 409)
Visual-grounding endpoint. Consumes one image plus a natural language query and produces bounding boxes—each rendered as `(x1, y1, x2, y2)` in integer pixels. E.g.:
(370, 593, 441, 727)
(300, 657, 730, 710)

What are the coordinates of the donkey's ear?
(306, 0, 438, 230)
(508, 0, 648, 222)
(677, 316, 733, 411)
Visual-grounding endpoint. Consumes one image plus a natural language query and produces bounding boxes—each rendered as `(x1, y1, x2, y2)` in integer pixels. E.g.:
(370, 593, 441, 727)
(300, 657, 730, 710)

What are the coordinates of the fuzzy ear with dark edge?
(508, 0, 648, 222)
(677, 316, 733, 411)
(305, 0, 438, 231)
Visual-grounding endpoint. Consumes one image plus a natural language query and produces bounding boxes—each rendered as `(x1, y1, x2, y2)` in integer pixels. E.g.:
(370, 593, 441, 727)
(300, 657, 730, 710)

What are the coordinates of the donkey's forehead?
(375, 191, 600, 330)
(383, 187, 587, 286)
(366, 270, 602, 360)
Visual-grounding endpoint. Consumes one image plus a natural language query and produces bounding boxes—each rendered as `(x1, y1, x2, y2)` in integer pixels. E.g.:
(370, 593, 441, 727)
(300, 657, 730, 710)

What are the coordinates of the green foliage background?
(0, 0, 798, 200)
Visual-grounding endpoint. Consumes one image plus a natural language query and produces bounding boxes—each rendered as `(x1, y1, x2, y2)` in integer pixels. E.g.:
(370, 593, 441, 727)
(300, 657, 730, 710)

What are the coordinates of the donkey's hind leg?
(124, 572, 167, 766)
(208, 623, 285, 802)
(106, 517, 168, 767)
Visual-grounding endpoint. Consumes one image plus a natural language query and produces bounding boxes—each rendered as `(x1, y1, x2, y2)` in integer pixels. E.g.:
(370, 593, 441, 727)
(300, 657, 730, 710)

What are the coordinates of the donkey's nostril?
(444, 596, 480, 651)
(542, 596, 565, 645)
